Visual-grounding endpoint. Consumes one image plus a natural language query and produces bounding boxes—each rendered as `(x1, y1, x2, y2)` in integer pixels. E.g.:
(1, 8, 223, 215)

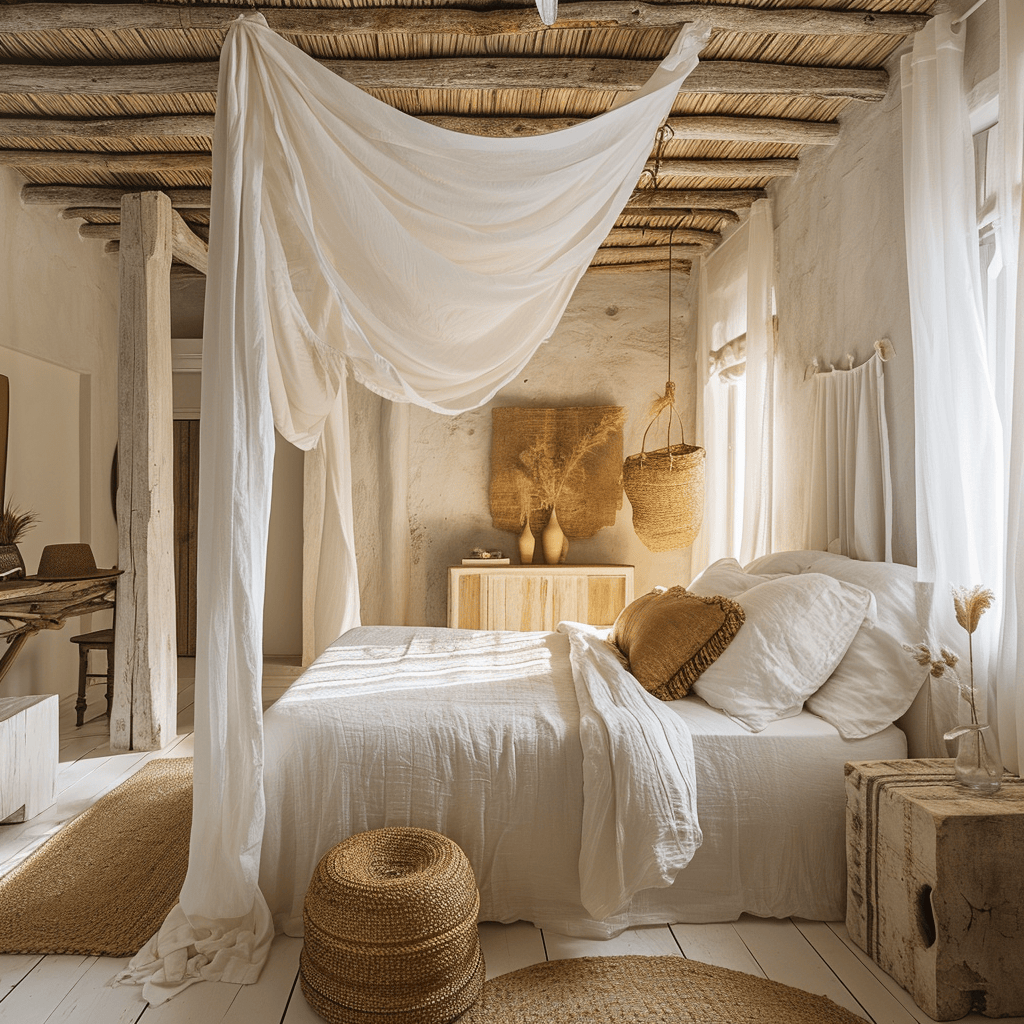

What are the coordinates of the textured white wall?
(353, 267, 702, 628)
(0, 167, 120, 699)
(771, 50, 917, 566)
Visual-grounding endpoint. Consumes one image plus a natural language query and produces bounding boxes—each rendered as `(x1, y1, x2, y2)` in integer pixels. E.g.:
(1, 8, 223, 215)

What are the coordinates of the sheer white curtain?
(902, 9, 1024, 771)
(992, 0, 1024, 775)
(692, 198, 775, 573)
(804, 345, 893, 562)
(117, 14, 712, 1003)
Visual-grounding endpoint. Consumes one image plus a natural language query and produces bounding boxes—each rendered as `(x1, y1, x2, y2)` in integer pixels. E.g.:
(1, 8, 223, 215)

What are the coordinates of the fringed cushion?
(610, 586, 745, 700)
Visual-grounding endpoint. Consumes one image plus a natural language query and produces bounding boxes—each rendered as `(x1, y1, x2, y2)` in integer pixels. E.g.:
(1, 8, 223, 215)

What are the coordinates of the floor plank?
(732, 916, 869, 1020)
(215, 936, 302, 1024)
(825, 922, 1024, 1024)
(542, 924, 682, 960)
(0, 954, 42, 1001)
(669, 921, 767, 976)
(478, 921, 546, 979)
(0, 956, 101, 1024)
(796, 921, 920, 1024)
(43, 956, 144, 1024)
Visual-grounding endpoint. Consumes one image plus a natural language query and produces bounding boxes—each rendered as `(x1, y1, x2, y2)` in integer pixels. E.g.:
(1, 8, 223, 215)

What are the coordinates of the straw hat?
(27, 544, 121, 582)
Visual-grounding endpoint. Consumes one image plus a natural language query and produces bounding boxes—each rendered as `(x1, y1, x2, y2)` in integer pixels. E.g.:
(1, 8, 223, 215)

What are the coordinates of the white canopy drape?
(119, 14, 711, 1003)
(803, 346, 893, 562)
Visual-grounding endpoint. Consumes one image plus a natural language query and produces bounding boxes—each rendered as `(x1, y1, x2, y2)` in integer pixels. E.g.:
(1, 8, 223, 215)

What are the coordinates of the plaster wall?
(0, 166, 120, 700)
(352, 267, 701, 629)
(771, 48, 917, 567)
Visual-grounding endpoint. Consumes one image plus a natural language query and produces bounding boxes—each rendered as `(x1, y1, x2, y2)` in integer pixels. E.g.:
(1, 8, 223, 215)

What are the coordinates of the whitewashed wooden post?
(111, 191, 178, 751)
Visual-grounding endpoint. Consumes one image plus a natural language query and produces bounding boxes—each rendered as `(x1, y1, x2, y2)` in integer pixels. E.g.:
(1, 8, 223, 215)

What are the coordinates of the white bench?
(0, 694, 58, 823)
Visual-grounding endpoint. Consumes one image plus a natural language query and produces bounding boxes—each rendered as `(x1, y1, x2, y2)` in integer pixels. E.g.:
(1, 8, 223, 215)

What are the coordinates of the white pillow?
(744, 551, 932, 739)
(687, 557, 774, 598)
(688, 572, 876, 732)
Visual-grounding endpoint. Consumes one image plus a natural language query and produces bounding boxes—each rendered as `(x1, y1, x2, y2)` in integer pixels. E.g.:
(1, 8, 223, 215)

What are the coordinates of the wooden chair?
(69, 628, 114, 727)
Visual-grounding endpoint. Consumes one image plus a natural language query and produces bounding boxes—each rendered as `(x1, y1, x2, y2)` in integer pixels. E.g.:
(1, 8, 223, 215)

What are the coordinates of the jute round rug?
(457, 956, 866, 1023)
(0, 756, 191, 958)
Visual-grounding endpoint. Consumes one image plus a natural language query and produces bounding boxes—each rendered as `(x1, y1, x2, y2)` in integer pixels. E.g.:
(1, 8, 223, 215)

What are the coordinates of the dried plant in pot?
(0, 501, 39, 580)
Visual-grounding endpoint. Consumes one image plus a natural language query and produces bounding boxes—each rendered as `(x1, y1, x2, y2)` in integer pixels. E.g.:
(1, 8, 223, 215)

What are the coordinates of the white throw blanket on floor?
(259, 623, 701, 933)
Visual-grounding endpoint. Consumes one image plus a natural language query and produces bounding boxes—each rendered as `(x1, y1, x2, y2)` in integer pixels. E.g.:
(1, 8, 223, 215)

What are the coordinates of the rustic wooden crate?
(0, 694, 58, 823)
(846, 758, 1024, 1020)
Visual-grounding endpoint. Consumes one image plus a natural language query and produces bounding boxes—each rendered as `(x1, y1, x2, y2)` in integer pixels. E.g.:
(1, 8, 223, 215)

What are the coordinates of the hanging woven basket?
(623, 382, 705, 552)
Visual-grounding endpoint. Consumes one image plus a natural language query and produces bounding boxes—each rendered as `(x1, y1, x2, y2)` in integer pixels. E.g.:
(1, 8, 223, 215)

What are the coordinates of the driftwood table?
(0, 576, 118, 686)
(846, 758, 1024, 1020)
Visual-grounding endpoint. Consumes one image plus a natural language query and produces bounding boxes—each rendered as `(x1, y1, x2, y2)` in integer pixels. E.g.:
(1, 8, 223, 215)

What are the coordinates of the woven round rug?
(460, 956, 866, 1023)
(0, 757, 191, 958)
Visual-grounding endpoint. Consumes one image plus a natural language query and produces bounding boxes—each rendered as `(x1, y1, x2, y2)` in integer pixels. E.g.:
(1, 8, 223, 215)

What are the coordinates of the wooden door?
(173, 420, 199, 656)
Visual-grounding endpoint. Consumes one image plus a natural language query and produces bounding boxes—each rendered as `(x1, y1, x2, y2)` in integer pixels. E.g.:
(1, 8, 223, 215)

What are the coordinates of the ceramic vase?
(518, 520, 535, 565)
(541, 508, 566, 565)
(943, 723, 1003, 794)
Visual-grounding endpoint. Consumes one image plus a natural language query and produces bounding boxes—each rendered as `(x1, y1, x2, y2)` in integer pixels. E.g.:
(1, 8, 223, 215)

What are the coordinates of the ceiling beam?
(22, 185, 212, 207)
(604, 226, 720, 247)
(63, 206, 208, 224)
(643, 157, 799, 179)
(0, 3, 932, 39)
(627, 188, 765, 210)
(588, 259, 692, 274)
(595, 244, 705, 261)
(0, 112, 841, 146)
(0, 58, 888, 102)
(3, 148, 792, 181)
(619, 204, 740, 222)
(0, 149, 211, 172)
(23, 183, 764, 213)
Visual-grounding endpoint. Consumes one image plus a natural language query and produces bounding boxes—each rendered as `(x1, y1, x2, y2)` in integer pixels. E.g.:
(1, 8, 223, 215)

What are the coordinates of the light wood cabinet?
(447, 564, 634, 632)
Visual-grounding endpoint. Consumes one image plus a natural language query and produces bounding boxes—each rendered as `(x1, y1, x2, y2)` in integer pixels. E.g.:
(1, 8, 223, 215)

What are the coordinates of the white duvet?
(259, 623, 701, 935)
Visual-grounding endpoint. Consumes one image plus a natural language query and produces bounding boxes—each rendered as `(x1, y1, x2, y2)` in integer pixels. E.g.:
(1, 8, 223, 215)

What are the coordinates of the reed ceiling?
(0, 0, 936, 274)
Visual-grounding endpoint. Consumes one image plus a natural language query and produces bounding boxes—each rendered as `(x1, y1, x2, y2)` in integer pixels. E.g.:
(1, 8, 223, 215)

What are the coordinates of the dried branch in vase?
(517, 408, 626, 514)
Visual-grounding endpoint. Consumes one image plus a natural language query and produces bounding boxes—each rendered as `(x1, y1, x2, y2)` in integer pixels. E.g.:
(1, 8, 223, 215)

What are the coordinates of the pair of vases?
(518, 509, 566, 566)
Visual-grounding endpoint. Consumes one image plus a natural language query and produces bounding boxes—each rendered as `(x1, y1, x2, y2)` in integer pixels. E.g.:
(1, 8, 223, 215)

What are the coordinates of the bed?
(259, 551, 933, 939)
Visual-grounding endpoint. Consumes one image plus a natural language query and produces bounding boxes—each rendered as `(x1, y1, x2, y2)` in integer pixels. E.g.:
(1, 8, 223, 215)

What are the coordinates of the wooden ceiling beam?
(26, 183, 756, 217)
(0, 3, 931, 39)
(595, 243, 705, 261)
(643, 157, 798, 179)
(63, 206, 208, 223)
(588, 259, 692, 274)
(0, 112, 841, 146)
(619, 204, 739, 222)
(22, 184, 212, 207)
(0, 58, 887, 102)
(604, 226, 720, 247)
(627, 188, 765, 210)
(0, 149, 211, 172)
(4, 148, 789, 182)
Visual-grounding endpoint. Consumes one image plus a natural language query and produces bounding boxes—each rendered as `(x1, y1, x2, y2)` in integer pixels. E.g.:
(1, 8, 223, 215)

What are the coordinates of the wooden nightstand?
(447, 564, 634, 632)
(845, 758, 1024, 1020)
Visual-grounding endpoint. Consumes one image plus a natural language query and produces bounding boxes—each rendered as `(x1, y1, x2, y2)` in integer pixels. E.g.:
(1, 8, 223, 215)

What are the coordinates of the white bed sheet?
(259, 624, 700, 938)
(258, 626, 906, 939)
(621, 696, 907, 926)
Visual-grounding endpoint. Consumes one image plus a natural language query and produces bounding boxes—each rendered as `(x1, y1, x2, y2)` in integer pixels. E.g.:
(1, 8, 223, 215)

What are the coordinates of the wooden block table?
(0, 694, 58, 823)
(846, 758, 1024, 1020)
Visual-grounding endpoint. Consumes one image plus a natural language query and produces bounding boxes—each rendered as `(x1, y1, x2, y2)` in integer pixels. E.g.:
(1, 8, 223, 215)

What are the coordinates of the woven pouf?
(300, 827, 485, 1024)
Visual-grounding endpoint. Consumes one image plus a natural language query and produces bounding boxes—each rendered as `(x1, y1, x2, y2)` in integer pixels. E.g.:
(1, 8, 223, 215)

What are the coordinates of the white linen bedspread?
(259, 623, 700, 935)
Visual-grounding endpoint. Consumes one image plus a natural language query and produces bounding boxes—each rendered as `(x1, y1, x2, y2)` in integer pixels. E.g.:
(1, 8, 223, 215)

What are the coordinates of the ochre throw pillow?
(610, 586, 745, 701)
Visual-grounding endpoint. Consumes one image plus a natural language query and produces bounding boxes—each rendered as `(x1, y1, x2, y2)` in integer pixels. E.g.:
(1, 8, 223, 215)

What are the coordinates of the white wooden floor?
(1, 665, 1020, 1024)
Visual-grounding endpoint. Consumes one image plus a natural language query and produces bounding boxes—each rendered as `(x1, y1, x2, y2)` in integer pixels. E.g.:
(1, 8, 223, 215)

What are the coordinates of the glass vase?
(943, 723, 1003, 794)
